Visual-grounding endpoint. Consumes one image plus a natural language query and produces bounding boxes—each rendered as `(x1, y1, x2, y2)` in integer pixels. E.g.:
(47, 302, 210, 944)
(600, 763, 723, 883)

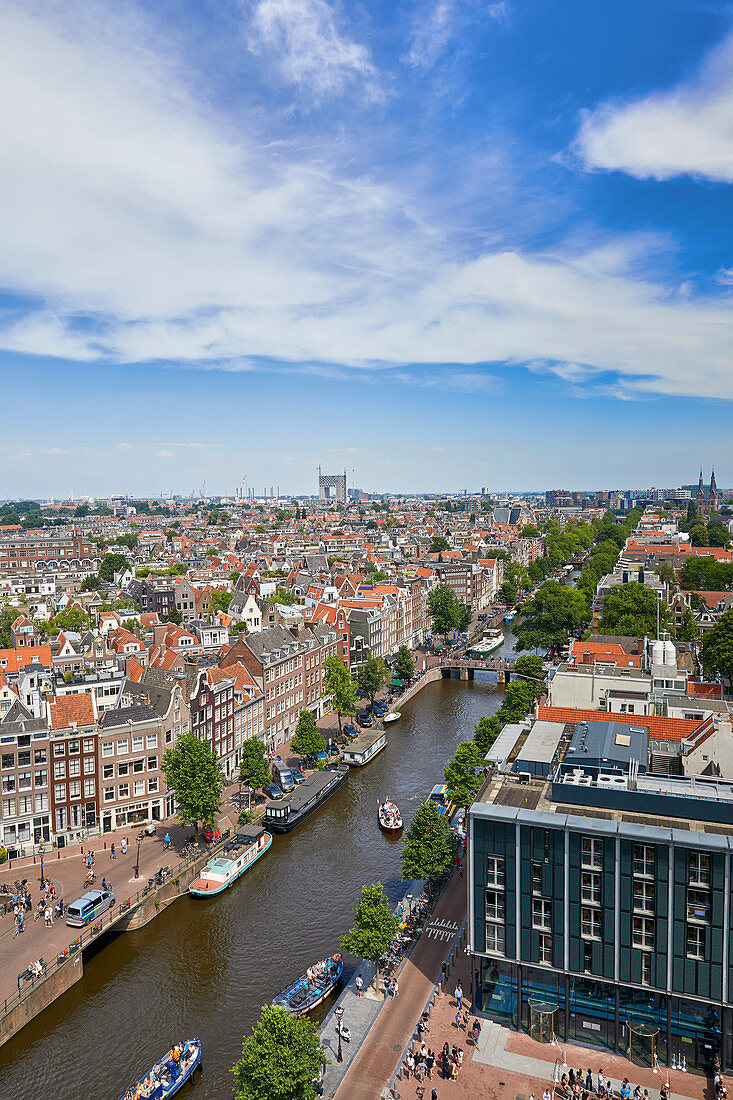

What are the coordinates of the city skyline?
(2, 0, 733, 492)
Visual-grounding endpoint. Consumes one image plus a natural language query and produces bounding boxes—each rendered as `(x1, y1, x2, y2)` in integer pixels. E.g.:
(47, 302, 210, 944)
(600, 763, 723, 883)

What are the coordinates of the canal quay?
(0, 668, 514, 1100)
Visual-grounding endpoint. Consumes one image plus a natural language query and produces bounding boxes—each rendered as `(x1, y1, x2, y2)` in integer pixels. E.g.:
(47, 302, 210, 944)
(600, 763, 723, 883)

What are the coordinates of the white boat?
(468, 630, 504, 657)
(189, 828, 272, 897)
(378, 799, 403, 832)
(383, 711, 401, 724)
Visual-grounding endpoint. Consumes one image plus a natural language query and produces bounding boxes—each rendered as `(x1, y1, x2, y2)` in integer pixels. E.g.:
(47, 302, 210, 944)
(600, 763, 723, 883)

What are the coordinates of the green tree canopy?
(291, 709, 327, 757)
(680, 557, 733, 591)
(600, 583, 670, 637)
(340, 883, 399, 992)
(427, 582, 467, 637)
(445, 740, 485, 808)
(702, 610, 733, 685)
(209, 590, 232, 615)
(161, 732, 225, 840)
(239, 737, 271, 795)
(473, 714, 501, 754)
(393, 645, 415, 681)
(513, 580, 588, 650)
(401, 800, 454, 883)
(676, 608, 699, 643)
(113, 533, 138, 549)
(689, 524, 710, 547)
(44, 607, 92, 636)
(0, 606, 21, 648)
(356, 652, 388, 708)
(513, 653, 546, 688)
(323, 655, 357, 737)
(429, 536, 451, 553)
(232, 1005, 326, 1100)
(98, 552, 131, 582)
(520, 524, 540, 537)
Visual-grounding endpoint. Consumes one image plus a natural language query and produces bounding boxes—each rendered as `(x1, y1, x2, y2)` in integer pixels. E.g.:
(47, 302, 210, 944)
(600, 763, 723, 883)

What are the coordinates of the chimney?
(582, 651, 592, 665)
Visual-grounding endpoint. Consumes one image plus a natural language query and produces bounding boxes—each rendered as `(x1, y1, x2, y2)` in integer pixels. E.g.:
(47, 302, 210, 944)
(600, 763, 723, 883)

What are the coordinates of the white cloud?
(403, 0, 506, 71)
(247, 0, 378, 97)
(0, 2, 733, 403)
(575, 32, 733, 182)
(155, 450, 176, 459)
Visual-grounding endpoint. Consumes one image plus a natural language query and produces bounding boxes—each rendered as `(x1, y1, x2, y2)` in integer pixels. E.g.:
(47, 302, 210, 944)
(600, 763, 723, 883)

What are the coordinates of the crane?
(238, 475, 247, 502)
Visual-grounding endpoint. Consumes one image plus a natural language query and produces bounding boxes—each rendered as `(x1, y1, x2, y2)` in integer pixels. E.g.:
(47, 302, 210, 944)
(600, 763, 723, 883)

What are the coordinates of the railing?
(0, 840, 217, 1026)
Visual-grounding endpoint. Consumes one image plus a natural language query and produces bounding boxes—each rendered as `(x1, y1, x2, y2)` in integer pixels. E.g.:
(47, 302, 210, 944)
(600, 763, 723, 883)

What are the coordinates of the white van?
(66, 888, 115, 927)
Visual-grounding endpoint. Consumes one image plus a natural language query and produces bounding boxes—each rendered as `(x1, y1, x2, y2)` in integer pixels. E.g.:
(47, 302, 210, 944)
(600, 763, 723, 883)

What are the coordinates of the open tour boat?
(378, 799, 403, 832)
(271, 954, 343, 1015)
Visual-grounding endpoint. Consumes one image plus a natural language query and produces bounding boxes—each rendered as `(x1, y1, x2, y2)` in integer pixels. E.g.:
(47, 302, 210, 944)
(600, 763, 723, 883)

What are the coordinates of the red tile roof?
(48, 692, 96, 730)
(537, 705, 704, 743)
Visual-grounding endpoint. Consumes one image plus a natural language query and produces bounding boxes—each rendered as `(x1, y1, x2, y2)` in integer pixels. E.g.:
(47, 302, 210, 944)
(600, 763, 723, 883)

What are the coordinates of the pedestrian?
(355, 973, 363, 997)
(391, 979, 399, 999)
(586, 1071, 593, 1093)
(417, 1061, 427, 1084)
(44, 905, 53, 927)
(597, 1071, 604, 1095)
(111, 842, 116, 860)
(454, 1007, 462, 1029)
(122, 838, 128, 855)
(455, 980, 463, 1009)
(471, 1018, 481, 1045)
(406, 1051, 415, 1077)
(432, 1090, 438, 1100)
(544, 1090, 552, 1100)
(426, 1051, 435, 1079)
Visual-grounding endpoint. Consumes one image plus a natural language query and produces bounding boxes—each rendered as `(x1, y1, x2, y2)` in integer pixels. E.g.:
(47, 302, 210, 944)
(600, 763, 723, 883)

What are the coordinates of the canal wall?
(117, 855, 207, 931)
(0, 952, 83, 1049)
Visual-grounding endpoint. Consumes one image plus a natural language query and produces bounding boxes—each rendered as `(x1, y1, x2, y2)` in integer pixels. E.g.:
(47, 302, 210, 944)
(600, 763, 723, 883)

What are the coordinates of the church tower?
(709, 469, 718, 515)
(697, 468, 706, 516)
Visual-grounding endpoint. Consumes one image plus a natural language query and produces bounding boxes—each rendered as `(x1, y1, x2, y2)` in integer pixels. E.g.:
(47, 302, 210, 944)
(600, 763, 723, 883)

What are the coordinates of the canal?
(2, 674, 502, 1100)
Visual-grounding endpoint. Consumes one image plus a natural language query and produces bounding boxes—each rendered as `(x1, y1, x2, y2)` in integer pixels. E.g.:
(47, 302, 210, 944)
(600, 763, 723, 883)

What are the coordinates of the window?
(18, 772, 31, 790)
(634, 844, 655, 878)
(103, 763, 114, 779)
(84, 778, 95, 798)
(686, 925, 705, 959)
(118, 783, 129, 799)
(68, 758, 80, 778)
(69, 781, 81, 799)
(532, 863, 543, 895)
(34, 748, 47, 764)
(1, 753, 14, 770)
(116, 740, 128, 755)
(83, 756, 95, 775)
(18, 795, 31, 815)
(581, 907, 601, 940)
(532, 899, 551, 931)
(484, 923, 505, 953)
(581, 872, 601, 905)
(83, 738, 94, 753)
(131, 736, 143, 751)
(689, 852, 711, 885)
(485, 889, 505, 921)
(581, 836, 602, 869)
(69, 740, 79, 754)
(18, 751, 30, 767)
(632, 916, 655, 950)
(539, 933, 553, 964)
(633, 881, 655, 913)
(54, 783, 65, 802)
(35, 770, 47, 788)
(146, 733, 158, 749)
(2, 798, 15, 817)
(486, 856, 505, 886)
(117, 763, 129, 777)
(641, 953, 652, 986)
(583, 940, 593, 973)
(687, 888, 711, 924)
(132, 759, 144, 774)
(147, 756, 158, 771)
(102, 742, 113, 758)
(35, 794, 48, 813)
(104, 787, 115, 802)
(148, 777, 158, 793)
(54, 760, 66, 780)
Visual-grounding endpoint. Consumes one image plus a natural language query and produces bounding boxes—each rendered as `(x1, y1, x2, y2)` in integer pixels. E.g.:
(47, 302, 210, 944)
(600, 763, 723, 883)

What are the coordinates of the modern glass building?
(468, 719, 732, 1074)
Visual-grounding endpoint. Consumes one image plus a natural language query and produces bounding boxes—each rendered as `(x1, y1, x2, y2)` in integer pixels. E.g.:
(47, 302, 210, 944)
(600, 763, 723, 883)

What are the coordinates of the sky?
(2, 0, 733, 497)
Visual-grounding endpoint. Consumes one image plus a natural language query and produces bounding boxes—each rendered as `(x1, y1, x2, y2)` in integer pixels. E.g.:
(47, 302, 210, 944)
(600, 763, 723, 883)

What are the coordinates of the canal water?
(2, 675, 502, 1100)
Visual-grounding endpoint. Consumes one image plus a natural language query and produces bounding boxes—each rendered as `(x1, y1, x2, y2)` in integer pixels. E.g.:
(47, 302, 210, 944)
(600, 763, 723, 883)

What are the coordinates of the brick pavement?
(334, 861, 469, 1100)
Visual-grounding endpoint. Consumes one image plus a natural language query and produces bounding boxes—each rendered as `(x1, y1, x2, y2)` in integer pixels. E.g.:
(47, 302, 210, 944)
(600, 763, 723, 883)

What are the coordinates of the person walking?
(355, 973, 363, 997)
(455, 980, 463, 1010)
(44, 904, 53, 927)
(110, 842, 116, 860)
(426, 1051, 435, 1079)
(391, 979, 399, 999)
(121, 838, 128, 855)
(586, 1071, 593, 1093)
(597, 1070, 604, 1096)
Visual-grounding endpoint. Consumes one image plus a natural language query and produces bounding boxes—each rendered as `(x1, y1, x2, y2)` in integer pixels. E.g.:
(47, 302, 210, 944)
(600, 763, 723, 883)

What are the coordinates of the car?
(373, 702, 387, 715)
(266, 783, 284, 800)
(66, 888, 115, 927)
(203, 825, 221, 843)
(291, 768, 306, 784)
(327, 740, 339, 755)
(357, 714, 372, 727)
(343, 724, 357, 736)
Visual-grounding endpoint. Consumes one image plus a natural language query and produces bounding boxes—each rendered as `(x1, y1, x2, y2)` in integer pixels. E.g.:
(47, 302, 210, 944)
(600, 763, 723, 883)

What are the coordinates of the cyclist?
(164, 833, 172, 850)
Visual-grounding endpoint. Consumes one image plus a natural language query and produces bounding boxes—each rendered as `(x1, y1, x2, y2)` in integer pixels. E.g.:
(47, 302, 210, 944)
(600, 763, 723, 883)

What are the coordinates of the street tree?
(512, 654, 546, 692)
(232, 1005, 326, 1100)
(600, 583, 670, 637)
(401, 801, 454, 885)
(702, 610, 733, 686)
(427, 583, 465, 637)
(239, 737, 271, 802)
(291, 709, 327, 758)
(445, 741, 485, 808)
(209, 590, 232, 615)
(356, 652, 388, 709)
(43, 607, 92, 636)
(161, 732, 225, 841)
(429, 536, 451, 553)
(689, 524, 710, 547)
(323, 655, 357, 738)
(676, 608, 699, 643)
(98, 552, 131, 582)
(473, 714, 501, 754)
(513, 580, 588, 651)
(394, 645, 415, 681)
(340, 883, 399, 994)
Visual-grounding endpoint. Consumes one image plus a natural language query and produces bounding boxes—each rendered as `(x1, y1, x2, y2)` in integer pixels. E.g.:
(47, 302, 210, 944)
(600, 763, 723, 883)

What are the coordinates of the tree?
(394, 645, 415, 681)
(702, 610, 733, 685)
(600, 583, 670, 637)
(356, 652, 388, 709)
(498, 579, 518, 606)
(290, 709, 327, 758)
(401, 801, 454, 885)
(210, 590, 232, 615)
(323, 655, 357, 737)
(161, 732, 225, 841)
(165, 605, 183, 626)
(340, 883, 399, 994)
(239, 737, 271, 801)
(113, 533, 138, 549)
(232, 1005, 326, 1100)
(676, 608, 699, 643)
(44, 607, 91, 636)
(473, 714, 501, 754)
(689, 524, 709, 547)
(520, 524, 540, 537)
(513, 580, 588, 651)
(513, 654, 546, 690)
(445, 741, 485, 808)
(429, 536, 451, 553)
(427, 583, 464, 637)
(98, 552, 131, 582)
(498, 680, 537, 723)
(0, 606, 21, 648)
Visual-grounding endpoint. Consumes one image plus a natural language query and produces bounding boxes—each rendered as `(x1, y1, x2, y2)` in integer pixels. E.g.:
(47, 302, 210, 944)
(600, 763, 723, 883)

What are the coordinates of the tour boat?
(188, 828, 272, 897)
(378, 799, 403, 832)
(467, 630, 504, 658)
(383, 711, 401, 724)
(271, 954, 343, 1015)
(118, 1038, 201, 1100)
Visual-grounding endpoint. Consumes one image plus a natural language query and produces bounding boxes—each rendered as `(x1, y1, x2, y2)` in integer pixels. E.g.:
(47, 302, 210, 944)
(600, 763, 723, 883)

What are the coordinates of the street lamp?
(335, 1005, 344, 1064)
(134, 836, 141, 879)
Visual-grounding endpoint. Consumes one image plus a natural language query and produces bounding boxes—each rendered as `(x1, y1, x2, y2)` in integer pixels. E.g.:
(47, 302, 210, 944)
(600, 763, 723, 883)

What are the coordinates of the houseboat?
(263, 764, 349, 833)
(272, 954, 343, 1015)
(118, 1038, 201, 1100)
(342, 729, 387, 767)
(189, 828, 272, 897)
(467, 629, 504, 657)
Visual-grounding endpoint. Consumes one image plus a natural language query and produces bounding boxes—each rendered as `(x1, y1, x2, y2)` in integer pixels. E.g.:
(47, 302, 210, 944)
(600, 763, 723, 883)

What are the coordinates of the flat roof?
(516, 721, 565, 766)
(485, 722, 525, 767)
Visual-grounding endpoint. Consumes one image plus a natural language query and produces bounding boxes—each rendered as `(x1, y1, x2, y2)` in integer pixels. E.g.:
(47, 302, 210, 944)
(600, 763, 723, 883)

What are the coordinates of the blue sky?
(2, 0, 733, 496)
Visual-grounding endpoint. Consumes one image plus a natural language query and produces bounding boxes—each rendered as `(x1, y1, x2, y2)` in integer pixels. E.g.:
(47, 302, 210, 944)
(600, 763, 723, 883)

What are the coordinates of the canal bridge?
(438, 657, 517, 683)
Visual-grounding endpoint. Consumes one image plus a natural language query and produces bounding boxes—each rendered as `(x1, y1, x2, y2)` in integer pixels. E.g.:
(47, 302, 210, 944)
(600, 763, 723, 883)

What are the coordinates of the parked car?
(357, 713, 372, 727)
(327, 739, 339, 755)
(291, 768, 306, 784)
(66, 888, 115, 928)
(343, 724, 357, 736)
(203, 825, 221, 843)
(266, 783, 284, 800)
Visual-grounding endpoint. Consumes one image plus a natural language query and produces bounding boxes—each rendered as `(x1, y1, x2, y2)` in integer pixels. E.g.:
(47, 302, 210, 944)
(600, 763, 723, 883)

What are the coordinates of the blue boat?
(189, 828, 272, 897)
(118, 1038, 201, 1099)
(272, 954, 343, 1015)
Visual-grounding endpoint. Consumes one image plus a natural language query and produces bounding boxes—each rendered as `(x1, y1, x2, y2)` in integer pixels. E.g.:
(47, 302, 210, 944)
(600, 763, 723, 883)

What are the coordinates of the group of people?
(122, 1040, 194, 1099)
(307, 955, 340, 987)
(714, 1071, 728, 1100)
(555, 1068, 652, 1100)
